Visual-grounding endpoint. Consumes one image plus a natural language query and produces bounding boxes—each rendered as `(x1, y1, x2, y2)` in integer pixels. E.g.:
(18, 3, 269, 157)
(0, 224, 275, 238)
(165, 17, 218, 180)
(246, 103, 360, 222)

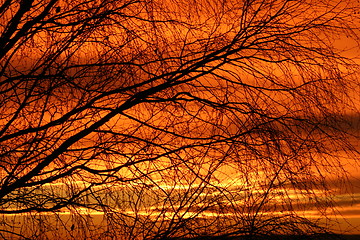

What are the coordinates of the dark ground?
(341, 236, 360, 240)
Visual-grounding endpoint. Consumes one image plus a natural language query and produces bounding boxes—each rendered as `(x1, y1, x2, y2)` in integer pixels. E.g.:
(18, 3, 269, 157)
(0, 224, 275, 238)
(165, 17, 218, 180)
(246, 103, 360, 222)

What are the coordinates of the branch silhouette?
(0, 0, 359, 239)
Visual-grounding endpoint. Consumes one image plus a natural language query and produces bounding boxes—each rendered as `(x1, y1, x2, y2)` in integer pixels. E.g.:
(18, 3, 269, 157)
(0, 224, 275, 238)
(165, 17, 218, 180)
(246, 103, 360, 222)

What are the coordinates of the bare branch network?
(0, 0, 359, 239)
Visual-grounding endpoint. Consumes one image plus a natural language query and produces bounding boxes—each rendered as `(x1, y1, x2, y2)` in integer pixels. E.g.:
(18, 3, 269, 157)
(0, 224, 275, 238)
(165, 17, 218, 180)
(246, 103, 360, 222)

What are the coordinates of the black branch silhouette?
(0, 0, 359, 239)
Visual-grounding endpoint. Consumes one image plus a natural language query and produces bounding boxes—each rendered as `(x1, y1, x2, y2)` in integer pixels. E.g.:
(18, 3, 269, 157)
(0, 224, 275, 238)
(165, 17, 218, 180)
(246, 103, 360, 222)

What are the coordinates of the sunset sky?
(2, 0, 360, 239)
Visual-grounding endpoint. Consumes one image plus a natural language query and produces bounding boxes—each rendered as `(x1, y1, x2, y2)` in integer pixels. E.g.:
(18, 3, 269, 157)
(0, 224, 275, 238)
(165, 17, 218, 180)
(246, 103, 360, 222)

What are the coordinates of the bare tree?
(0, 0, 359, 239)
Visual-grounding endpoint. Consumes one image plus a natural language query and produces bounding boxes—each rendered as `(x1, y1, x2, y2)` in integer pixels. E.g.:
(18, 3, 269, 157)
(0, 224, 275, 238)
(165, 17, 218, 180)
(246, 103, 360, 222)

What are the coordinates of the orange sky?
(2, 0, 360, 237)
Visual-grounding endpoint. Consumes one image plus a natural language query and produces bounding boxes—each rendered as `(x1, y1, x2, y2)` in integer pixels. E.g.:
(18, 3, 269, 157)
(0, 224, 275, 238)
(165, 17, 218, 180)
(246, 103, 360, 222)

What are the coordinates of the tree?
(0, 0, 359, 239)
